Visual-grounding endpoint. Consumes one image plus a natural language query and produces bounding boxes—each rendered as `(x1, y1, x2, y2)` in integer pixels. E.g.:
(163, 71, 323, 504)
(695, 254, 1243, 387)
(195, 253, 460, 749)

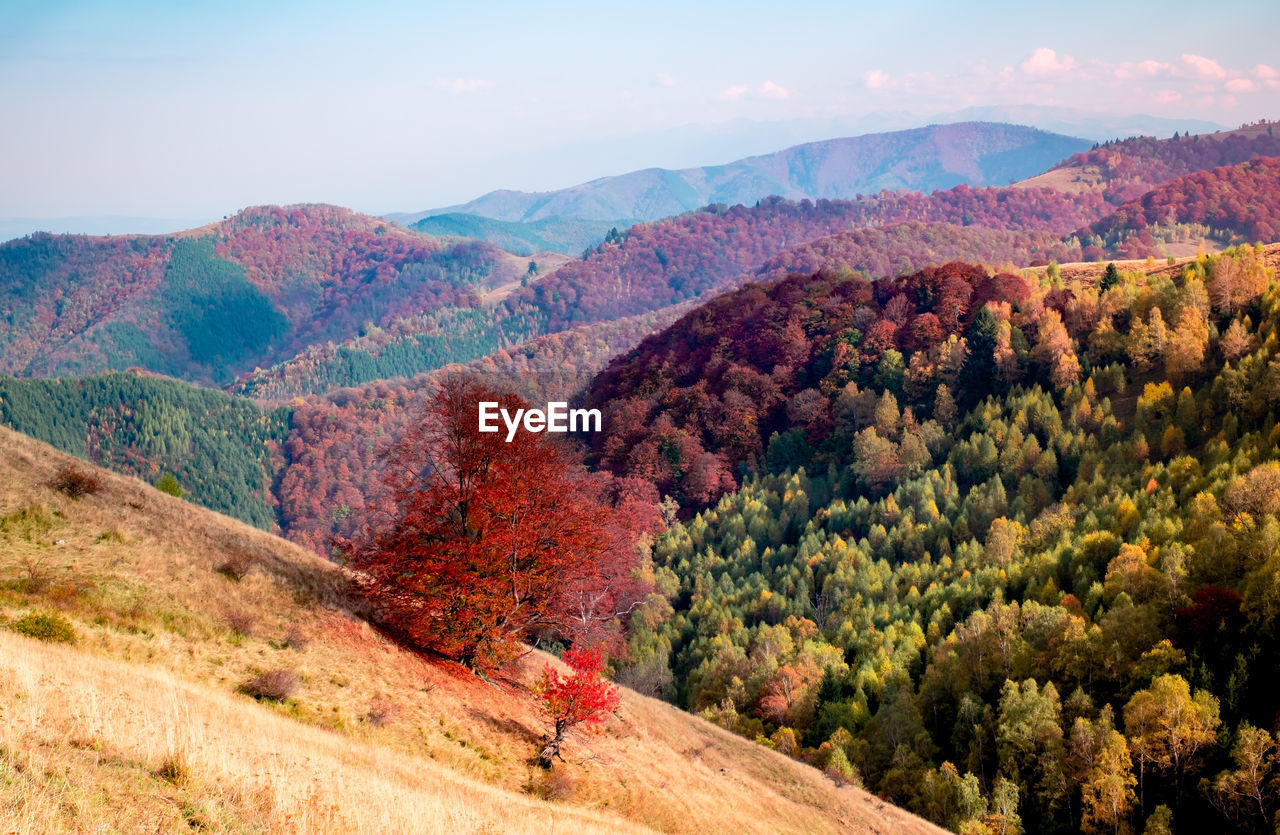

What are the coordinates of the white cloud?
(1116, 59, 1171, 79)
(713, 81, 789, 102)
(759, 80, 789, 99)
(655, 72, 678, 87)
(1154, 89, 1182, 104)
(1020, 48, 1077, 77)
(1255, 64, 1278, 79)
(1225, 78, 1257, 93)
(434, 78, 493, 95)
(1179, 54, 1226, 79)
(714, 83, 750, 102)
(864, 69, 889, 90)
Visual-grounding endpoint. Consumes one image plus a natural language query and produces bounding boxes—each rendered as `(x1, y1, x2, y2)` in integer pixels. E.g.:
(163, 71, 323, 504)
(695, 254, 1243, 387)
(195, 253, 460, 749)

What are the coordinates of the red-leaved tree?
(534, 645, 621, 768)
(344, 374, 652, 673)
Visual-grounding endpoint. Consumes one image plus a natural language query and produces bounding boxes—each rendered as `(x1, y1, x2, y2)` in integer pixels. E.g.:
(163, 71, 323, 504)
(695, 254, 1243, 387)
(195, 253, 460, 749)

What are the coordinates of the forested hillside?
(1018, 125, 1280, 202)
(0, 205, 497, 384)
(5, 127, 1279, 405)
(1081, 157, 1280, 258)
(228, 187, 1106, 401)
(0, 372, 288, 528)
(751, 223, 1082, 285)
(592, 246, 1280, 833)
(248, 133, 1280, 403)
(503, 186, 1107, 335)
(0, 426, 942, 835)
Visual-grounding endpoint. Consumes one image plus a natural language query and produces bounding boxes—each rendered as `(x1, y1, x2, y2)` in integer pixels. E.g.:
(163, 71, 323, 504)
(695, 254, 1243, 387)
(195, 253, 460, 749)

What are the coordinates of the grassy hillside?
(0, 426, 941, 834)
(410, 213, 634, 256)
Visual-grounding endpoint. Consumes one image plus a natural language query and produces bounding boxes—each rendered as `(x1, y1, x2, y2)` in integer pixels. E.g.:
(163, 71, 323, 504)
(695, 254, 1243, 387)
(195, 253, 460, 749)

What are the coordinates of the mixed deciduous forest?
(5, 123, 1280, 833)
(0, 205, 488, 384)
(602, 246, 1280, 833)
(1082, 157, 1280, 258)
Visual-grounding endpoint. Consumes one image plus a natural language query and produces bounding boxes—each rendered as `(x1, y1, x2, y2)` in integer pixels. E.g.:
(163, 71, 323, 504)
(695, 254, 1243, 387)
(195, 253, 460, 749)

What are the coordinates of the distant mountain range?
(390, 122, 1093, 226)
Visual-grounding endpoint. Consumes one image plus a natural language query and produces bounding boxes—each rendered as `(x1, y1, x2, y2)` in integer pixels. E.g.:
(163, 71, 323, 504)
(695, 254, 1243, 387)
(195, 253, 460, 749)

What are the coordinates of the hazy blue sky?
(2, 0, 1279, 225)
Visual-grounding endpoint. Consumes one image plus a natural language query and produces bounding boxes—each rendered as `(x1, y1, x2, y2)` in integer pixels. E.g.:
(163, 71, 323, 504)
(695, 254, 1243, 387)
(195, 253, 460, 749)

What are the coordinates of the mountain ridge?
(394, 122, 1092, 225)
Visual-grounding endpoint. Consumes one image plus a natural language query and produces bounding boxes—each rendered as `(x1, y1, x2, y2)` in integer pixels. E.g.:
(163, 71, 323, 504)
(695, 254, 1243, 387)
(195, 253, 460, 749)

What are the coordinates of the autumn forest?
(5, 120, 1280, 834)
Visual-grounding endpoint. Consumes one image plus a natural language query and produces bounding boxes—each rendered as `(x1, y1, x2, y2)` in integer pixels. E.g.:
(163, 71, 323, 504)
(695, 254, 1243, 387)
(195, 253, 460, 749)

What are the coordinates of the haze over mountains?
(0, 110, 1229, 245)
(394, 122, 1092, 227)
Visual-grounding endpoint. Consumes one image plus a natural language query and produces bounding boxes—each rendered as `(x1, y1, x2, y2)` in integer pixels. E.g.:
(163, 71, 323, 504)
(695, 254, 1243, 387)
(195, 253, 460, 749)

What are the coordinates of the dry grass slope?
(0, 427, 942, 834)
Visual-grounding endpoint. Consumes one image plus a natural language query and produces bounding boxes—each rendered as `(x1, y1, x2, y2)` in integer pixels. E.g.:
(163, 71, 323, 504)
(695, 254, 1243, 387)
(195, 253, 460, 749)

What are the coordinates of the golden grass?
(0, 631, 641, 834)
(1020, 242, 1279, 288)
(0, 427, 943, 834)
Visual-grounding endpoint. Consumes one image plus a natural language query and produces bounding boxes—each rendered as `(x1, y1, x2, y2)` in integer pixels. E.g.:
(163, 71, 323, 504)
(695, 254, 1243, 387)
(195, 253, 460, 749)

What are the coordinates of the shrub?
(51, 464, 101, 498)
(154, 751, 190, 786)
(238, 668, 298, 702)
(224, 610, 257, 638)
(824, 747, 861, 787)
(154, 472, 184, 498)
(281, 626, 309, 650)
(534, 646, 620, 768)
(15, 553, 51, 593)
(366, 695, 396, 727)
(215, 552, 255, 581)
(8, 612, 76, 644)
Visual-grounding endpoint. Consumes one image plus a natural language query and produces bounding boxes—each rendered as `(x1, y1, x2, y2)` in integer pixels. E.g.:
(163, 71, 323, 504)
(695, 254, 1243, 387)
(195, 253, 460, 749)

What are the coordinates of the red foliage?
(1175, 586, 1244, 645)
(753, 221, 1081, 285)
(507, 188, 1107, 335)
(1085, 157, 1280, 255)
(585, 261, 1038, 508)
(1051, 130, 1280, 204)
(534, 645, 621, 767)
(343, 375, 651, 671)
(0, 205, 493, 382)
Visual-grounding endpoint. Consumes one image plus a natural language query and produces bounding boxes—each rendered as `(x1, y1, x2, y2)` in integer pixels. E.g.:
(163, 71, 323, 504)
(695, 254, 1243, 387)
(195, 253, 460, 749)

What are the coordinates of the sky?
(2, 0, 1279, 228)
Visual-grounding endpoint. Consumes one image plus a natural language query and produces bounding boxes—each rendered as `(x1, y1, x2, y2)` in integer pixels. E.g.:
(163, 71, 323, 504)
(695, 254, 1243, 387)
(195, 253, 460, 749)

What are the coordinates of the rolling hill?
(396, 122, 1092, 225)
(1080, 156, 1280, 258)
(1014, 122, 1280, 202)
(0, 205, 556, 386)
(0, 425, 943, 834)
(410, 213, 635, 256)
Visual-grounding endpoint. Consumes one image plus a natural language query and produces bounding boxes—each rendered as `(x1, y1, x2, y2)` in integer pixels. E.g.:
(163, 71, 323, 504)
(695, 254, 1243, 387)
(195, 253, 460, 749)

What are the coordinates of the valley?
(4, 117, 1280, 834)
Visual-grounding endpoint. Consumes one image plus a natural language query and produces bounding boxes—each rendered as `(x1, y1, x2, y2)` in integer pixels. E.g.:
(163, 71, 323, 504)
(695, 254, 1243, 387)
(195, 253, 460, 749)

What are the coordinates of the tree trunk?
(538, 728, 564, 769)
(538, 719, 567, 769)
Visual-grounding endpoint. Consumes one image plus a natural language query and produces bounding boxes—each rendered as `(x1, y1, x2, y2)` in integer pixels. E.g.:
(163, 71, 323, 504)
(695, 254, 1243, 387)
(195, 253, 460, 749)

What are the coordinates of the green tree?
(959, 306, 1000, 405)
(1100, 263, 1120, 292)
(154, 472, 184, 498)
